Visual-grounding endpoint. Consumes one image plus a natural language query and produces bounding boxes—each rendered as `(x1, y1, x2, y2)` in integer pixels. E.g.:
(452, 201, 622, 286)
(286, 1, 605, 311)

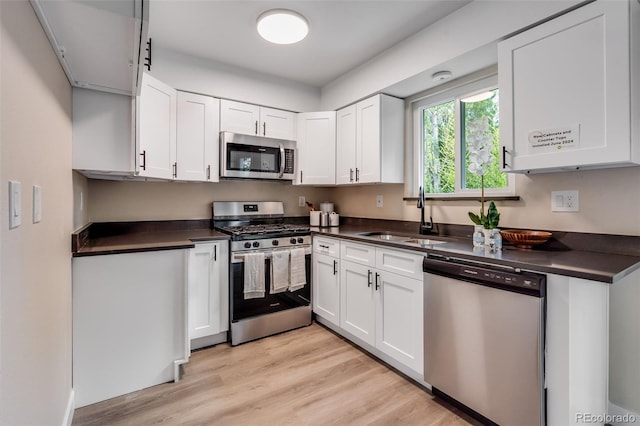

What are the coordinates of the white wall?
(151, 47, 321, 112)
(1, 1, 73, 425)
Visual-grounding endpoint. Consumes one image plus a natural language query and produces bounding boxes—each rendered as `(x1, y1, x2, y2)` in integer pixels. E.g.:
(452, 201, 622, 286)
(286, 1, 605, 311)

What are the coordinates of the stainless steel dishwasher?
(423, 254, 546, 426)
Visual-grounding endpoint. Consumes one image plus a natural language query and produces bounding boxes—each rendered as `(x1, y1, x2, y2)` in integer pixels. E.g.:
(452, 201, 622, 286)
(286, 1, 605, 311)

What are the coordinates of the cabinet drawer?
(341, 241, 375, 266)
(314, 236, 340, 257)
(375, 248, 423, 280)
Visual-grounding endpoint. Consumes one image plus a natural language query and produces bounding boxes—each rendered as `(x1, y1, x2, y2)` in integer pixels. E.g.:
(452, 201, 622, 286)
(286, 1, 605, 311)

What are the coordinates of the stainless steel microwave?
(220, 131, 296, 181)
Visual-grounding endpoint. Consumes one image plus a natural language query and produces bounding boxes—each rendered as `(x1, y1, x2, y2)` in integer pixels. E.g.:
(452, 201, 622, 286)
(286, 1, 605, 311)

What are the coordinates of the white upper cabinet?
(30, 0, 148, 96)
(296, 112, 337, 185)
(336, 94, 404, 184)
(336, 105, 358, 184)
(177, 91, 220, 182)
(137, 73, 177, 180)
(220, 100, 296, 140)
(499, 0, 639, 173)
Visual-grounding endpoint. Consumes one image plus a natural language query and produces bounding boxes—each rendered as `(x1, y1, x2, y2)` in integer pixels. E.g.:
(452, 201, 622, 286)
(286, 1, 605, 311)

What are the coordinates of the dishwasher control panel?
(423, 255, 546, 296)
(459, 266, 544, 291)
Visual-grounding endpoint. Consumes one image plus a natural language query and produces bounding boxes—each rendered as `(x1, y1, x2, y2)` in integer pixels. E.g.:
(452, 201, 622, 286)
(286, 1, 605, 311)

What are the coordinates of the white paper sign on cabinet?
(527, 124, 580, 153)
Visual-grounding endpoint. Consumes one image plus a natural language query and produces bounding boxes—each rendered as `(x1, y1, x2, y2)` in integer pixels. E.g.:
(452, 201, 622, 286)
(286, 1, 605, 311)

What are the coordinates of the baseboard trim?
(62, 389, 74, 426)
(608, 401, 639, 425)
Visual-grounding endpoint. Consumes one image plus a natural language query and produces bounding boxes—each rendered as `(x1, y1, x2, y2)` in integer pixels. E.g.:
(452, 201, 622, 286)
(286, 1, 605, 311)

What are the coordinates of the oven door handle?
(278, 143, 285, 178)
(231, 247, 311, 263)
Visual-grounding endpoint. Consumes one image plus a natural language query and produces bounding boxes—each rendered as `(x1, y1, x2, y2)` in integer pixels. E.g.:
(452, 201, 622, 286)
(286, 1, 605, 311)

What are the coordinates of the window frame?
(412, 74, 515, 198)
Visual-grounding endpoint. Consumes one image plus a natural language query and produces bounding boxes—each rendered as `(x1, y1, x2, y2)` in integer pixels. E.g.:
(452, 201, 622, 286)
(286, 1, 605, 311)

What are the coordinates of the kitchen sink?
(356, 232, 447, 246)
(402, 238, 447, 246)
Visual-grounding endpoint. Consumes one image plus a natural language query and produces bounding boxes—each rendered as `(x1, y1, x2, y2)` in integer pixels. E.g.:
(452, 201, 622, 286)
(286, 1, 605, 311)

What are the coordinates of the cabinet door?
(336, 104, 357, 184)
(296, 112, 336, 185)
(499, 0, 632, 172)
(220, 99, 260, 136)
(177, 92, 220, 182)
(313, 253, 340, 326)
(261, 106, 296, 140)
(188, 242, 229, 341)
(340, 260, 375, 345)
(137, 73, 177, 179)
(375, 271, 423, 374)
(356, 95, 381, 183)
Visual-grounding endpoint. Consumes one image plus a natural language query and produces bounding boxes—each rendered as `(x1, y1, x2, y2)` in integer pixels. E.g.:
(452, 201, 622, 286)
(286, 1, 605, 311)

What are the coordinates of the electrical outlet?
(298, 196, 305, 207)
(376, 195, 383, 208)
(551, 190, 579, 212)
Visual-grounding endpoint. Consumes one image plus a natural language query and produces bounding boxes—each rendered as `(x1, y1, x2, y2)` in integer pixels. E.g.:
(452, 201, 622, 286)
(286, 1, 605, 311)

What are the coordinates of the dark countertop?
(72, 221, 229, 257)
(72, 218, 640, 284)
(313, 225, 640, 284)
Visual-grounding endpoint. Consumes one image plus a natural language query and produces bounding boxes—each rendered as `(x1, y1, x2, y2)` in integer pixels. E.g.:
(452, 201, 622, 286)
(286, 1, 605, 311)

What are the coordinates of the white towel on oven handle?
(289, 248, 306, 292)
(244, 252, 265, 299)
(270, 250, 290, 294)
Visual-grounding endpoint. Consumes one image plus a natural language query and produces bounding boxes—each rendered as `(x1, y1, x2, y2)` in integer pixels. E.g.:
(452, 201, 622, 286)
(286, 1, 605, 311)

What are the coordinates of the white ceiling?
(149, 1, 472, 88)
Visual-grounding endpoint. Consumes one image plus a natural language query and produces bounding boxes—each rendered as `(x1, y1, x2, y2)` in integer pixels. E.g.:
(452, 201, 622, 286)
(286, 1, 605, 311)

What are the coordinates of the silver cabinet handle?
(263, 122, 266, 136)
(173, 162, 177, 178)
(207, 165, 211, 180)
(367, 270, 372, 287)
(349, 168, 354, 183)
(255, 120, 259, 135)
(300, 170, 303, 184)
(278, 143, 285, 178)
(356, 168, 360, 182)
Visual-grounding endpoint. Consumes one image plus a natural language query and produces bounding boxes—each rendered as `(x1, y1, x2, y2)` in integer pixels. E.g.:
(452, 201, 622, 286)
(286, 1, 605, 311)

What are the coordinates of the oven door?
(220, 131, 295, 180)
(230, 249, 311, 322)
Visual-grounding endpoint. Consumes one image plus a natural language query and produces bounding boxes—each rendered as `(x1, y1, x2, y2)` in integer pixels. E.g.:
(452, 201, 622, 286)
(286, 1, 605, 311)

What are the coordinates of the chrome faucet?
(417, 186, 435, 235)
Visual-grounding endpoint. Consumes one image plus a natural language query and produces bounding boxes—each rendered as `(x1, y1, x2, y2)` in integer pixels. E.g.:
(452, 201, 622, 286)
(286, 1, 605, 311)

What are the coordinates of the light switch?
(9, 181, 22, 229)
(33, 185, 42, 223)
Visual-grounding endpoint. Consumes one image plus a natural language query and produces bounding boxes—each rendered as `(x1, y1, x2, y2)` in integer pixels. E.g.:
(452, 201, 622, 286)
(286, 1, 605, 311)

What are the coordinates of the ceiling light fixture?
(431, 70, 452, 82)
(257, 9, 309, 45)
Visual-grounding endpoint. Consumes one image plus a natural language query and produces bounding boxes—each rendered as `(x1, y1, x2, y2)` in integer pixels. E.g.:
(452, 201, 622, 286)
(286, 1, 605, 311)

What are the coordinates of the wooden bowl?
(499, 229, 552, 249)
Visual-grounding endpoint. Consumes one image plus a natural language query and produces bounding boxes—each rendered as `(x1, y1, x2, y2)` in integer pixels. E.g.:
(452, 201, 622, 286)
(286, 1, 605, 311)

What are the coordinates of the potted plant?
(467, 116, 501, 247)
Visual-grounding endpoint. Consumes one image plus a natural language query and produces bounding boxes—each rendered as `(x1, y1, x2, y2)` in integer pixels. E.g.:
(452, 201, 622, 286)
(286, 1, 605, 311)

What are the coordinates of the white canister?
(330, 212, 339, 227)
(319, 202, 334, 213)
(310, 211, 321, 226)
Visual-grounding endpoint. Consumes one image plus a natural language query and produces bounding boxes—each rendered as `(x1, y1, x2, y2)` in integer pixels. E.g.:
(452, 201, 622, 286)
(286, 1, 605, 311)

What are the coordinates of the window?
(413, 75, 513, 197)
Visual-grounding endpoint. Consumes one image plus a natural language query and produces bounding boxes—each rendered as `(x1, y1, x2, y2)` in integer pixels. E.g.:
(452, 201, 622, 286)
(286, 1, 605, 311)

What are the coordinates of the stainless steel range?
(213, 201, 312, 346)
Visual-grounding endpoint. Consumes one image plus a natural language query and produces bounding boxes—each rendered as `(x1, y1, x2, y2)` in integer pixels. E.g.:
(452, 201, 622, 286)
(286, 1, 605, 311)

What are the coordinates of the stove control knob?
(297, 238, 304, 244)
(244, 242, 251, 249)
(290, 238, 297, 244)
(252, 241, 260, 248)
(272, 240, 279, 246)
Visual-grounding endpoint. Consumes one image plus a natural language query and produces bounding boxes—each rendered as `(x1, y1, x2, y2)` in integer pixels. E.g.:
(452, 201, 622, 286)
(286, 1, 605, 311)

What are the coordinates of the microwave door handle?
(279, 143, 285, 178)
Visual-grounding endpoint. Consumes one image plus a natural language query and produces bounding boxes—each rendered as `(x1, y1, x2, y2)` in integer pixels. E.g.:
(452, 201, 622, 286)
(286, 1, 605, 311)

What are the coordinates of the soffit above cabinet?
(30, 0, 148, 96)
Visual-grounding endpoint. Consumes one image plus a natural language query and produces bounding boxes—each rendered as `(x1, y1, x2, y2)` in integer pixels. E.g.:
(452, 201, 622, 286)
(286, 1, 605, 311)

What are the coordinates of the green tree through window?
(420, 87, 506, 194)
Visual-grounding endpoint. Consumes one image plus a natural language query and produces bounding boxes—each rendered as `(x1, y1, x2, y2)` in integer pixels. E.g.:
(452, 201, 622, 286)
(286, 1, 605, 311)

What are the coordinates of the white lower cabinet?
(340, 260, 376, 345)
(375, 270, 423, 374)
(188, 241, 229, 349)
(312, 252, 341, 326)
(313, 236, 424, 376)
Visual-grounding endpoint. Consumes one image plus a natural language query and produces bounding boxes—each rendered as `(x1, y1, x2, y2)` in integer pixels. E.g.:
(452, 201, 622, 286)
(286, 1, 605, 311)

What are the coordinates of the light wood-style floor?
(73, 322, 474, 426)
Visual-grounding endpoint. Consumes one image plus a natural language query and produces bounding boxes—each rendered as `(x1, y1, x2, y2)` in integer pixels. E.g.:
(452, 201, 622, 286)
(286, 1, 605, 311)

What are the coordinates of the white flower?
(467, 116, 493, 176)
